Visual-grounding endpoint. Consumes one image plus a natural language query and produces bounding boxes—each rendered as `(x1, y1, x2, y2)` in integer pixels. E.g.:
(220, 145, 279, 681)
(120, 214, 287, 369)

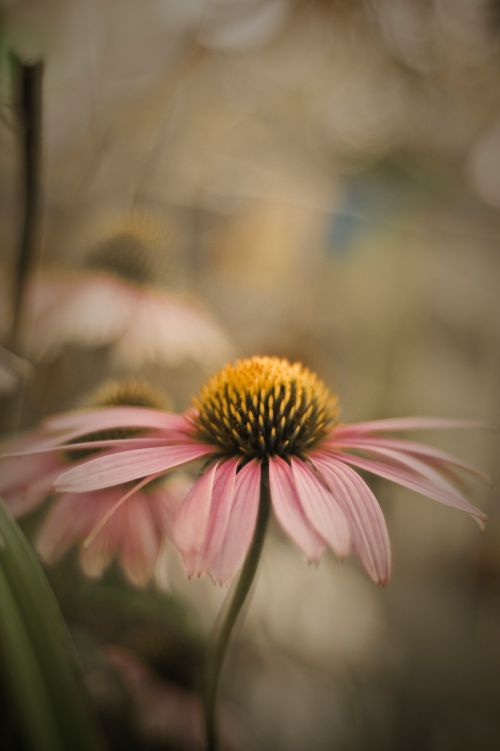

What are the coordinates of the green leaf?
(0, 500, 104, 751)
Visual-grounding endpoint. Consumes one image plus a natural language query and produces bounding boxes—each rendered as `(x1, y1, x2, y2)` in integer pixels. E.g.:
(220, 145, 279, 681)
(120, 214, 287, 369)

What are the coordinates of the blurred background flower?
(20, 211, 233, 369)
(1, 1, 499, 749)
(0, 380, 192, 585)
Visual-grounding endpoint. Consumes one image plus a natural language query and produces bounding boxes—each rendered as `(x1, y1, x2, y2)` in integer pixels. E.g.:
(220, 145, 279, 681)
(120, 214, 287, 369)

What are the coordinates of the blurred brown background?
(0, 1, 499, 750)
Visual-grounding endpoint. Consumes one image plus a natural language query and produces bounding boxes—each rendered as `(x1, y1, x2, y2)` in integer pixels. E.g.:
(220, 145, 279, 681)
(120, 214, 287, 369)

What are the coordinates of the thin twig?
(11, 56, 44, 340)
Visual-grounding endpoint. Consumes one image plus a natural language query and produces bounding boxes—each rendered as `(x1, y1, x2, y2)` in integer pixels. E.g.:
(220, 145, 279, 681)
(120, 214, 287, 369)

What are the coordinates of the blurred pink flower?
(5, 357, 488, 586)
(0, 382, 189, 586)
(37, 481, 182, 587)
(22, 268, 232, 368)
(20, 215, 232, 368)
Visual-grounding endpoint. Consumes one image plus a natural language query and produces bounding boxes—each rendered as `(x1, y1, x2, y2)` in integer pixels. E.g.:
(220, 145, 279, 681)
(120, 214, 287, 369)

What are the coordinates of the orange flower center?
(193, 356, 339, 460)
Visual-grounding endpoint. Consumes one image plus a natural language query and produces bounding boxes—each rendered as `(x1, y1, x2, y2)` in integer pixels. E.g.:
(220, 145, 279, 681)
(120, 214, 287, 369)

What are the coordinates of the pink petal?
(1, 427, 95, 458)
(82, 472, 166, 549)
(312, 452, 391, 585)
(327, 450, 487, 529)
(40, 487, 160, 585)
(77, 490, 160, 585)
(324, 435, 490, 483)
(24, 273, 133, 357)
(209, 459, 261, 584)
(199, 458, 239, 574)
(4, 466, 62, 517)
(37, 492, 100, 563)
(268, 456, 326, 562)
(55, 443, 214, 492)
(331, 417, 489, 436)
(290, 458, 350, 558)
(0, 452, 61, 493)
(147, 475, 193, 538)
(114, 290, 232, 368)
(146, 491, 177, 540)
(5, 413, 194, 458)
(173, 463, 219, 576)
(115, 493, 160, 586)
(4, 436, 175, 458)
(331, 442, 480, 505)
(43, 406, 191, 434)
(79, 518, 119, 580)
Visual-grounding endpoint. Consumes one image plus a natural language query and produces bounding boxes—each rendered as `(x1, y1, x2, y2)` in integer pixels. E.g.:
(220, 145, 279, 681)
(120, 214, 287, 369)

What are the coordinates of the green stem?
(203, 462, 271, 751)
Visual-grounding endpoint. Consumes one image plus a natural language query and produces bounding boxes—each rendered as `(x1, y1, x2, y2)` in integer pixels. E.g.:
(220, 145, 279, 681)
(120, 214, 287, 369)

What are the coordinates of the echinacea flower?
(21, 356, 488, 587)
(0, 380, 189, 586)
(21, 213, 232, 368)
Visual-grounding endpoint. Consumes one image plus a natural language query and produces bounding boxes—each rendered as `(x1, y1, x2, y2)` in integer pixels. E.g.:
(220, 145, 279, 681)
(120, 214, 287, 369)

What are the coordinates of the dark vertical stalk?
(11, 56, 43, 339)
(203, 462, 271, 751)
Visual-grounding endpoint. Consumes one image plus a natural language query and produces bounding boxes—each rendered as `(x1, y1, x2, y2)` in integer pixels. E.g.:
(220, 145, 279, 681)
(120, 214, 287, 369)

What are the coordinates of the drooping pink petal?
(55, 443, 214, 492)
(290, 458, 350, 558)
(83, 472, 166, 548)
(114, 492, 160, 586)
(147, 490, 177, 541)
(114, 290, 232, 368)
(24, 273, 133, 358)
(79, 508, 120, 581)
(329, 442, 481, 509)
(43, 406, 192, 435)
(323, 434, 491, 484)
(327, 450, 487, 529)
(311, 452, 391, 585)
(37, 492, 98, 563)
(331, 417, 489, 436)
(198, 458, 239, 575)
(209, 459, 261, 585)
(268, 456, 326, 562)
(38, 487, 162, 585)
(79, 489, 160, 586)
(148, 475, 193, 539)
(173, 463, 219, 576)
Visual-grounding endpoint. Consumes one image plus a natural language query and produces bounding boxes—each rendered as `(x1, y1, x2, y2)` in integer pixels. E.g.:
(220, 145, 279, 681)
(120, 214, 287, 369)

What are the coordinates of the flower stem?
(12, 56, 44, 339)
(203, 462, 271, 751)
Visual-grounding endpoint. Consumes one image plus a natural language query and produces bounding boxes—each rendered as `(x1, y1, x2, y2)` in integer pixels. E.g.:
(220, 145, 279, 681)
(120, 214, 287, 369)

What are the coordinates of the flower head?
(7, 357, 488, 587)
(21, 212, 232, 368)
(0, 380, 186, 586)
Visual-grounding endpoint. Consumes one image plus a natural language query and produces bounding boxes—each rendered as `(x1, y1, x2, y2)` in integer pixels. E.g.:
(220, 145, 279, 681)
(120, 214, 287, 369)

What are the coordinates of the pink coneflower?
(21, 215, 232, 368)
(0, 381, 187, 586)
(5, 356, 488, 751)
(21, 356, 488, 587)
